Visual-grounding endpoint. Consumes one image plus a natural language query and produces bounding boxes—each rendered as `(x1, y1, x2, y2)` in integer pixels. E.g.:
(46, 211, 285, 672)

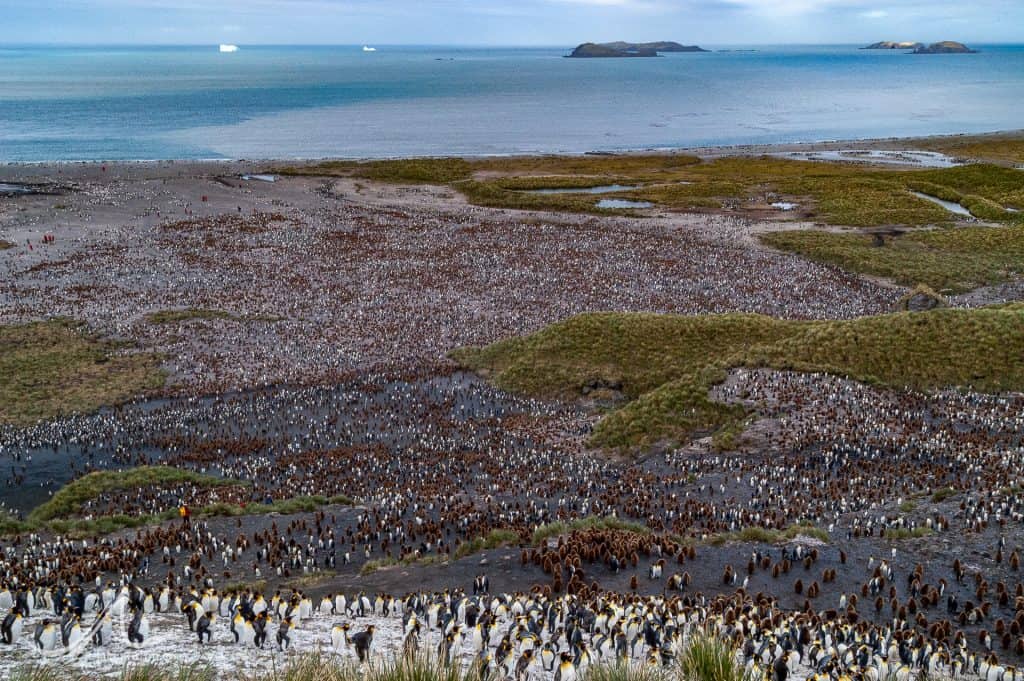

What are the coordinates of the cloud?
(860, 9, 888, 19)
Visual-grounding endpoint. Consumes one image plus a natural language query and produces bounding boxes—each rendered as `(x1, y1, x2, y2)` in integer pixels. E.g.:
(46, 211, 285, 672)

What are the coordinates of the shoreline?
(1, 128, 1022, 169)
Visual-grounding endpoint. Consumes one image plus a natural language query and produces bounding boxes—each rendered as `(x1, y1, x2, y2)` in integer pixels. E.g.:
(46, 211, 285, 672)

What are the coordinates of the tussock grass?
(361, 550, 449, 575)
(707, 523, 829, 546)
(583, 662, 667, 681)
(454, 528, 520, 559)
(121, 664, 217, 681)
(452, 312, 797, 401)
(884, 527, 934, 540)
(29, 466, 237, 523)
(0, 465, 354, 538)
(592, 369, 746, 450)
(8, 662, 217, 681)
(678, 631, 749, 681)
(364, 652, 496, 681)
(741, 306, 1024, 392)
(931, 487, 957, 503)
(9, 648, 756, 681)
(457, 306, 1024, 452)
(199, 494, 354, 519)
(532, 516, 651, 545)
(762, 219, 1024, 293)
(0, 319, 165, 426)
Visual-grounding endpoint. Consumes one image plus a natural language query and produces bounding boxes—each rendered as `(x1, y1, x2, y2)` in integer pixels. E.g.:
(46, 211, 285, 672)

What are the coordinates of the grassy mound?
(456, 306, 1024, 451)
(451, 312, 798, 400)
(762, 223, 1024, 293)
(0, 319, 164, 426)
(0, 465, 355, 538)
(741, 306, 1024, 391)
(28, 466, 239, 523)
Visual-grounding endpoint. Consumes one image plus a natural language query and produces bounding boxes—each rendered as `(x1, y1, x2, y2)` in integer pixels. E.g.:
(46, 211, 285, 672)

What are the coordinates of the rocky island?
(567, 41, 707, 58)
(913, 41, 978, 54)
(863, 41, 923, 50)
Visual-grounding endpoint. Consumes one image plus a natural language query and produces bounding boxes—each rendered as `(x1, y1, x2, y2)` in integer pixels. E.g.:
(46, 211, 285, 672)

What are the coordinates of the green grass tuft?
(678, 631, 750, 681)
(582, 662, 667, 681)
(884, 526, 934, 540)
(707, 523, 828, 546)
(454, 529, 520, 559)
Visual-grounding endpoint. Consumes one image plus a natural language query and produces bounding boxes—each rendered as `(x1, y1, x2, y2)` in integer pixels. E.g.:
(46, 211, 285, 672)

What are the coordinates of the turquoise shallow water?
(1, 44, 1022, 161)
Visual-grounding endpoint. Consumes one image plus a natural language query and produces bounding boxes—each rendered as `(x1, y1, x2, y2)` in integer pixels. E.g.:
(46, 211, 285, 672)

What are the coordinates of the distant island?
(567, 41, 708, 58)
(913, 41, 978, 54)
(862, 41, 923, 50)
(862, 40, 977, 54)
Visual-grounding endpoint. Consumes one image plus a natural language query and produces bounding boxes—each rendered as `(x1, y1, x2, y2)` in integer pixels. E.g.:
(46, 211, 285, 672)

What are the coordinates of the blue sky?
(2, 0, 1021, 45)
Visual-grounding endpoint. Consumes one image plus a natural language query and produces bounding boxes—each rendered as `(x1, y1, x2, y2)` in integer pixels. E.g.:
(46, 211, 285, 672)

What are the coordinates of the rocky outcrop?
(899, 285, 948, 312)
(863, 41, 923, 50)
(567, 41, 707, 58)
(601, 41, 708, 54)
(913, 41, 977, 54)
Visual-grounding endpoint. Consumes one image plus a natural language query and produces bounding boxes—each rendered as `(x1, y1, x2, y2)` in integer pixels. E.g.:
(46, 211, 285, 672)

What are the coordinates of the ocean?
(1, 44, 1022, 162)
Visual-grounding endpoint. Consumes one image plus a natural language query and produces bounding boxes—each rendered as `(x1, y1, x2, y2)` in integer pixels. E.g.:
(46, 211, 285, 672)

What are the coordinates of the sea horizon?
(2, 43, 1023, 162)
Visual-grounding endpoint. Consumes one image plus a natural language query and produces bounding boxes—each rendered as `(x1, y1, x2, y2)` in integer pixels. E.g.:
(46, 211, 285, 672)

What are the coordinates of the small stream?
(910, 191, 973, 217)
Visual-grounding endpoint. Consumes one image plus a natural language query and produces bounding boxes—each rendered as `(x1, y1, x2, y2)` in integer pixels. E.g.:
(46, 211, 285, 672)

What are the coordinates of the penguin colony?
(1, 366, 1024, 676)
(2, 578, 1018, 681)
(0, 181, 1021, 677)
(0, 187, 897, 403)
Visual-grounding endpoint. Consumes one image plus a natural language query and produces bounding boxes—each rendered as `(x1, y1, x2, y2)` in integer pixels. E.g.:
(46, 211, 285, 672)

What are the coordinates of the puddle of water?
(910, 191, 973, 217)
(525, 184, 638, 195)
(596, 199, 653, 209)
(771, 202, 798, 211)
(777, 149, 961, 168)
(0, 182, 33, 194)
